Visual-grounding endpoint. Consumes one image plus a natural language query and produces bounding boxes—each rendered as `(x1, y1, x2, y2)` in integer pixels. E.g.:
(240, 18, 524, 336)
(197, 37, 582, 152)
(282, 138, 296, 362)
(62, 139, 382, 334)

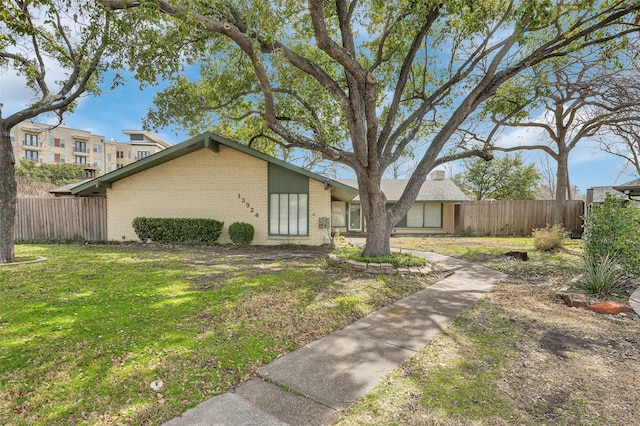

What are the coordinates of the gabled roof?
(336, 178, 470, 202)
(49, 179, 93, 196)
(71, 132, 359, 198)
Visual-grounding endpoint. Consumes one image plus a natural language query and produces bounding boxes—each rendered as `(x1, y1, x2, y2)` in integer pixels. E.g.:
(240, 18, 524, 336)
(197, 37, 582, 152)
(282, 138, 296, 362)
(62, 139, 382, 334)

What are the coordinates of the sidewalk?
(163, 249, 506, 426)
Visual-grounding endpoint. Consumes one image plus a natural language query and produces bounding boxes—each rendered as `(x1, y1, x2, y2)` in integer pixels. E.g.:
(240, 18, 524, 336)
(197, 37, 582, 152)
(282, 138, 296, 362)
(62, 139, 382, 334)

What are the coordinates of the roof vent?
(430, 170, 446, 181)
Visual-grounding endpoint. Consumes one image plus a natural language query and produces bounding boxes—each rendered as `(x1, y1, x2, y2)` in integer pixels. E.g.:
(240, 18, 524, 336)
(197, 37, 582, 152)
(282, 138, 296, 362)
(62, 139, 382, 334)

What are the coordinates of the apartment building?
(10, 121, 171, 174)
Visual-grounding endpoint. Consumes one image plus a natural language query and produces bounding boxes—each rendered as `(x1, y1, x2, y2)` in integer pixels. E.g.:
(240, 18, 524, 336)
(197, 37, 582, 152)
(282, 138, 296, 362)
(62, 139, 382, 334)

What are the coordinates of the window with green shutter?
(268, 164, 309, 236)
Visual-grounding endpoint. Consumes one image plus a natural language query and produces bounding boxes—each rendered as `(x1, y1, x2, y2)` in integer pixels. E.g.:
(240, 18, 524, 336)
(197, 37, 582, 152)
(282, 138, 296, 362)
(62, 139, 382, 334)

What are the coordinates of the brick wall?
(106, 146, 332, 245)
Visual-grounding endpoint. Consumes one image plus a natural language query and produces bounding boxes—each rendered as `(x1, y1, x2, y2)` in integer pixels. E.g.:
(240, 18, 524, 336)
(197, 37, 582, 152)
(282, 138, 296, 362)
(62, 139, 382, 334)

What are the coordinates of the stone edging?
(630, 287, 640, 317)
(0, 256, 47, 266)
(327, 253, 432, 276)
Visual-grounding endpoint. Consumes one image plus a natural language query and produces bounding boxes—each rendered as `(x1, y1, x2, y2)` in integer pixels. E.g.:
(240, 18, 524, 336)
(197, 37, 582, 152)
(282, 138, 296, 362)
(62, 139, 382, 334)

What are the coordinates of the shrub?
(583, 194, 640, 277)
(132, 217, 223, 245)
(228, 222, 255, 246)
(532, 224, 566, 251)
(577, 254, 625, 296)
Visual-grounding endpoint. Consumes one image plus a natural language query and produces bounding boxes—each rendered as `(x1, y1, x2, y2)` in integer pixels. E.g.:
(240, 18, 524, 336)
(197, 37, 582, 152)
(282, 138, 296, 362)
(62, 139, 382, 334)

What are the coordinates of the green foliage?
(132, 217, 223, 245)
(532, 224, 565, 251)
(228, 222, 255, 246)
(583, 194, 640, 277)
(333, 247, 428, 268)
(577, 254, 624, 296)
(15, 161, 87, 186)
(453, 153, 541, 200)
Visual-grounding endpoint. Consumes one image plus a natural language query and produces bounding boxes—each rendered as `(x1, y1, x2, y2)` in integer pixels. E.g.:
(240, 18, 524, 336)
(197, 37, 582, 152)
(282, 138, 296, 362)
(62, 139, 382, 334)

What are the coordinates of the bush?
(532, 224, 566, 251)
(577, 254, 625, 296)
(228, 222, 255, 246)
(132, 217, 223, 245)
(583, 193, 640, 277)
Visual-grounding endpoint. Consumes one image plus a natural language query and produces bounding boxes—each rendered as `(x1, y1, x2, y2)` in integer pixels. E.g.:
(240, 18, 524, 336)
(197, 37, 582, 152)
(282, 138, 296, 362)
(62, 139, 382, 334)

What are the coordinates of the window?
(137, 151, 150, 160)
(60, 154, 65, 163)
(116, 151, 124, 159)
(93, 144, 103, 153)
(93, 159, 102, 167)
(75, 156, 87, 164)
(331, 201, 347, 227)
(25, 150, 38, 161)
(117, 164, 124, 169)
(74, 141, 87, 153)
(24, 134, 38, 146)
(348, 203, 362, 231)
(107, 153, 112, 162)
(10, 132, 15, 144)
(269, 193, 308, 236)
(50, 137, 64, 148)
(49, 153, 55, 163)
(405, 203, 443, 228)
(130, 133, 144, 141)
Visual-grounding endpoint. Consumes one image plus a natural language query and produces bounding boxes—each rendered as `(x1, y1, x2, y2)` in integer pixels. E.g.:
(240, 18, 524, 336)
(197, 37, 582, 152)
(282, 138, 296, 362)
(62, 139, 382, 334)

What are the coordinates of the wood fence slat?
(456, 200, 584, 237)
(14, 197, 106, 241)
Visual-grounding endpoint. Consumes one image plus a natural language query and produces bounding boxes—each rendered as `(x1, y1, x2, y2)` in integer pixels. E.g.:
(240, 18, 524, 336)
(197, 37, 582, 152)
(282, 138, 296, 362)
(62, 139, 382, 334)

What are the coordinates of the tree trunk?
(0, 125, 17, 263)
(358, 173, 393, 257)
(553, 153, 569, 226)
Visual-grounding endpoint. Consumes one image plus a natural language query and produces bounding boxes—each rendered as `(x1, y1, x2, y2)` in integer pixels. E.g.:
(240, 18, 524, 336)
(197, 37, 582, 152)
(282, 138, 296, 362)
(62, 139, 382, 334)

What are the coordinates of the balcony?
(73, 149, 90, 156)
(23, 142, 44, 150)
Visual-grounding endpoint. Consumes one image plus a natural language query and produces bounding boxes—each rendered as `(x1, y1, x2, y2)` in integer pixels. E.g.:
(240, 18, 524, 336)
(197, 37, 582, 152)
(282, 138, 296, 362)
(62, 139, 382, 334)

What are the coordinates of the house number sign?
(238, 194, 260, 217)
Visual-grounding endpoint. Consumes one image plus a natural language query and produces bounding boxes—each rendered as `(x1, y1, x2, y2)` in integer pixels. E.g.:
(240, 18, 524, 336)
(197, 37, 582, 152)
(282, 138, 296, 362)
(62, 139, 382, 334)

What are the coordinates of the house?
(332, 173, 469, 235)
(10, 121, 171, 174)
(71, 132, 468, 244)
(586, 178, 640, 214)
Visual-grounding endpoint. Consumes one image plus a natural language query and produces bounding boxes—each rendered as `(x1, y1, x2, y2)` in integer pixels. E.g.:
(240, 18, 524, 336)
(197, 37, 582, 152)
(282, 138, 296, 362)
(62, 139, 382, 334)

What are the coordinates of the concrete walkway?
(163, 250, 506, 426)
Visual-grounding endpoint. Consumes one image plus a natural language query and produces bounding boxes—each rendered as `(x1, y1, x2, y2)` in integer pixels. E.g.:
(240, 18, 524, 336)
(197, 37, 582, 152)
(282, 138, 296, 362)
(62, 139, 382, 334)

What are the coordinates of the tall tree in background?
(601, 121, 640, 176)
(0, 1, 126, 263)
(102, 0, 639, 256)
(485, 53, 640, 224)
(453, 153, 540, 200)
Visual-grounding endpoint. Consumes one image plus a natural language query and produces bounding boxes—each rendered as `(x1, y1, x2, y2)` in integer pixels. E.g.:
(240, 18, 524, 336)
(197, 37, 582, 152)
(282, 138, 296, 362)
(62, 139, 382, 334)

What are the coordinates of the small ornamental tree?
(583, 194, 640, 277)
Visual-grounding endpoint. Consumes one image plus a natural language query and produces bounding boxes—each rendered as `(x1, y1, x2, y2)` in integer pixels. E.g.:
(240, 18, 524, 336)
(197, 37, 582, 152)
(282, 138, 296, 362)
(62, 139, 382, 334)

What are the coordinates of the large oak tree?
(102, 1, 640, 256)
(486, 54, 640, 224)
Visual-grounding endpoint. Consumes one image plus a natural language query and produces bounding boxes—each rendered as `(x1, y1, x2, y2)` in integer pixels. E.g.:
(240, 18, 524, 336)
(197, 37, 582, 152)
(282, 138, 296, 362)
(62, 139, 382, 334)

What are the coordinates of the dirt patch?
(539, 329, 620, 359)
(494, 284, 640, 425)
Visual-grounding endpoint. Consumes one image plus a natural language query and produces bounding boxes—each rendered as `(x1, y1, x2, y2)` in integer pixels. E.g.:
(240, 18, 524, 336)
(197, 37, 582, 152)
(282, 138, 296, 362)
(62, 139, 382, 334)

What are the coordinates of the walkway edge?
(162, 249, 506, 425)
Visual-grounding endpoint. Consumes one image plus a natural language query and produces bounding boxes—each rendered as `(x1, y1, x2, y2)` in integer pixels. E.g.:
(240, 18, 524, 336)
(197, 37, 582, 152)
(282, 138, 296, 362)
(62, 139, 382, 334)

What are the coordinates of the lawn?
(3, 238, 639, 426)
(0, 243, 440, 425)
(335, 236, 640, 425)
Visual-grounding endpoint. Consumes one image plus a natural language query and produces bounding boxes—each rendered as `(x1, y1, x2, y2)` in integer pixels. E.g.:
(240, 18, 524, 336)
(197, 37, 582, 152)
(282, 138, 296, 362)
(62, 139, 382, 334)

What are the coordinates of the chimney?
(430, 170, 446, 181)
(83, 167, 96, 179)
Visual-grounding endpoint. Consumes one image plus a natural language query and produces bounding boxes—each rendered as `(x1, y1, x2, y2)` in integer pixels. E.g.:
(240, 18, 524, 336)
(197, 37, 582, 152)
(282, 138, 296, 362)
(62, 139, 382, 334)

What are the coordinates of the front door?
(348, 203, 362, 231)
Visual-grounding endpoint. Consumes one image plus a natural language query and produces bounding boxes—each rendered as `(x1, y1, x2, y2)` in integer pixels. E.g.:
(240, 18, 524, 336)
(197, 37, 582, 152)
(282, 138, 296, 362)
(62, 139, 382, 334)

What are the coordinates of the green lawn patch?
(333, 247, 428, 267)
(0, 244, 438, 425)
(336, 302, 520, 425)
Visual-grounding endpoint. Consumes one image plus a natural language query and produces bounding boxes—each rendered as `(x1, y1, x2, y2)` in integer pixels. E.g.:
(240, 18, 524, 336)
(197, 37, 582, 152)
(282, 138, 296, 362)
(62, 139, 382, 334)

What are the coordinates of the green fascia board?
(71, 132, 358, 197)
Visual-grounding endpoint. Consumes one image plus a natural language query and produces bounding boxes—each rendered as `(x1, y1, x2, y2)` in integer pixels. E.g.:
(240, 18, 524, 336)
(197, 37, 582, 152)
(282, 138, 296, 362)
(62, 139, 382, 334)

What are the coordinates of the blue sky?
(1, 70, 636, 194)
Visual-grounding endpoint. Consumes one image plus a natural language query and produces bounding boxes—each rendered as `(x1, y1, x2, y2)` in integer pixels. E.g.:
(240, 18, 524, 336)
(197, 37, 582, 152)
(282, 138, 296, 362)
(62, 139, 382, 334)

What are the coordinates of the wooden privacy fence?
(14, 197, 107, 241)
(454, 200, 584, 237)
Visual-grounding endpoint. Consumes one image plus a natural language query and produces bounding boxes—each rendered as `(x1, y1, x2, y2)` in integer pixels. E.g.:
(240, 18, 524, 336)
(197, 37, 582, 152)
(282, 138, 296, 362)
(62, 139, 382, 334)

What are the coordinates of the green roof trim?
(71, 132, 358, 197)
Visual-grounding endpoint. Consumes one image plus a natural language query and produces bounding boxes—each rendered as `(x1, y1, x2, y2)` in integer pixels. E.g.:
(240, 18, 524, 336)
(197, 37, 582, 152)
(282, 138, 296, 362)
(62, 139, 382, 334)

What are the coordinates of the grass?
(333, 247, 428, 267)
(336, 305, 521, 424)
(335, 236, 640, 425)
(0, 243, 439, 425)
